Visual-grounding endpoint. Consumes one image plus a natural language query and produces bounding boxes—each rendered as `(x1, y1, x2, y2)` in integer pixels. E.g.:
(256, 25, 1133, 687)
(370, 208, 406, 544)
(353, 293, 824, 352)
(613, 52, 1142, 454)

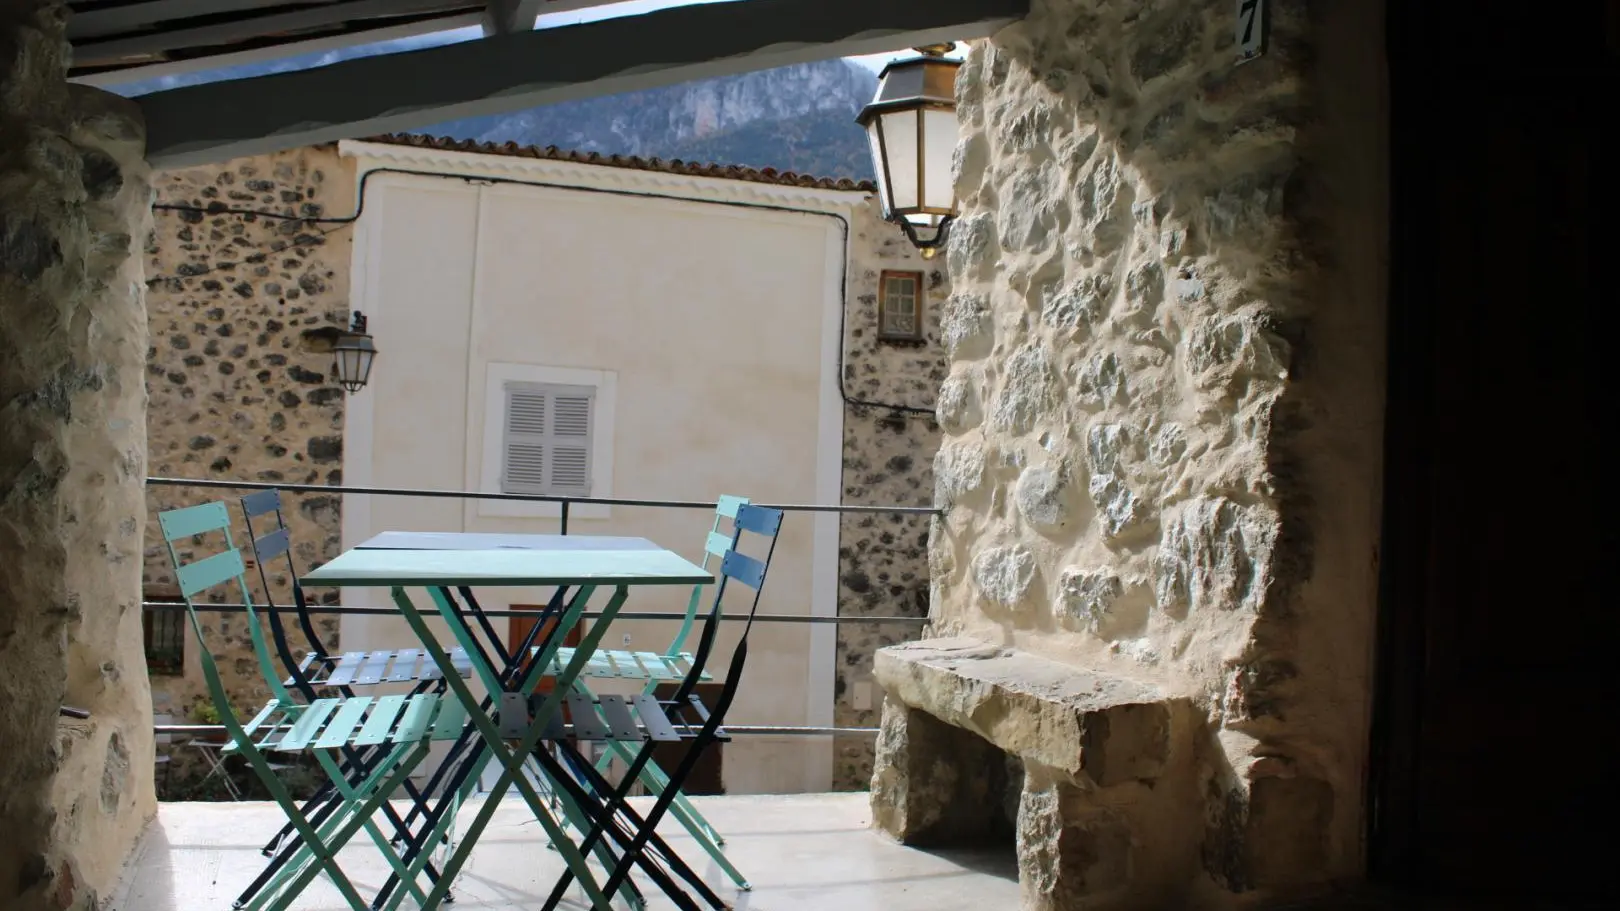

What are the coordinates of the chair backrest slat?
(715, 494, 748, 519)
(158, 501, 232, 541)
(176, 548, 248, 598)
(719, 550, 767, 591)
(254, 527, 292, 561)
(703, 531, 733, 560)
(734, 503, 783, 537)
(240, 488, 282, 519)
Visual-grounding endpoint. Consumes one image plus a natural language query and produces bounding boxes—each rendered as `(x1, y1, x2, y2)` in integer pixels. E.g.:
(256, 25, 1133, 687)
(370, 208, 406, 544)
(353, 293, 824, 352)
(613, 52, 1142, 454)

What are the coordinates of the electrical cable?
(151, 162, 938, 418)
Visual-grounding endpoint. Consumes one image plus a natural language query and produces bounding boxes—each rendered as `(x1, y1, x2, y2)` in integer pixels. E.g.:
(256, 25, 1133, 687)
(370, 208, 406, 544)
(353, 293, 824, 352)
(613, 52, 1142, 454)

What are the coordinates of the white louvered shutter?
(500, 381, 594, 496)
(547, 389, 593, 495)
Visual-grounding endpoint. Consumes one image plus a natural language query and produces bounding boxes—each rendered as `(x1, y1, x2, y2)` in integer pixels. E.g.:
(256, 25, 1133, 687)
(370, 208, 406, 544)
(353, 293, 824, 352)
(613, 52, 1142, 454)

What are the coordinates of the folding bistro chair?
(157, 501, 456, 911)
(547, 495, 752, 888)
(234, 489, 473, 909)
(522, 503, 785, 911)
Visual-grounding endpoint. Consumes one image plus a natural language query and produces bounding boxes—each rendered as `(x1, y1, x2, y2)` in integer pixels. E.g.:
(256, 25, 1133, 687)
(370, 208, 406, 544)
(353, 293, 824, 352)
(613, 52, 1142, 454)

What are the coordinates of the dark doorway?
(508, 603, 582, 696)
(650, 681, 725, 796)
(1372, 1, 1606, 901)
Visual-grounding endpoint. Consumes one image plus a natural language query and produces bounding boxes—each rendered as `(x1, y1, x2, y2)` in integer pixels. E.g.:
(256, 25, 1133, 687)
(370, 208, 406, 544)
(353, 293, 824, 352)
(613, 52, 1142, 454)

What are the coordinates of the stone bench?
(874, 637, 1179, 788)
(870, 638, 1193, 909)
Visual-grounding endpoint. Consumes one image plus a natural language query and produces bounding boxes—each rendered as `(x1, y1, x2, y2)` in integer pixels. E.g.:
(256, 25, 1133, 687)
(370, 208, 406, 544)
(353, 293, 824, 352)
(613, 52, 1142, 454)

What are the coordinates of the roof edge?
(356, 133, 876, 195)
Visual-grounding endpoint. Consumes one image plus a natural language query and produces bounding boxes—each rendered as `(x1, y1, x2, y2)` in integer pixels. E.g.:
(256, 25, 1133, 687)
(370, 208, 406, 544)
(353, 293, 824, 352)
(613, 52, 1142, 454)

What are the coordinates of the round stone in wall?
(971, 543, 1038, 609)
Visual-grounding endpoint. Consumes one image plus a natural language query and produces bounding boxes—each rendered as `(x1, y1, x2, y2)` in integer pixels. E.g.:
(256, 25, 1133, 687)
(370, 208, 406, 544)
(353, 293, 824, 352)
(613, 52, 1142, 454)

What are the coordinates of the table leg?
(389, 584, 617, 911)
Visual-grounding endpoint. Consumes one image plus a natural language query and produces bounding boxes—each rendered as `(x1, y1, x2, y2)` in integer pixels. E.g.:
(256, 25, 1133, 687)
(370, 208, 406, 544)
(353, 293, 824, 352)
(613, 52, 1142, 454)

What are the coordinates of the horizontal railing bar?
(142, 601, 929, 624)
(146, 476, 941, 516)
(154, 724, 878, 738)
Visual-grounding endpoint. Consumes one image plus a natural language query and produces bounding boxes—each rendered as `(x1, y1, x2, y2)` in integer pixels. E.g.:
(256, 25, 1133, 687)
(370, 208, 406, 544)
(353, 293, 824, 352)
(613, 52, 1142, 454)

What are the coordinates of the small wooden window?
(878, 270, 924, 342)
(143, 594, 185, 676)
(501, 381, 594, 497)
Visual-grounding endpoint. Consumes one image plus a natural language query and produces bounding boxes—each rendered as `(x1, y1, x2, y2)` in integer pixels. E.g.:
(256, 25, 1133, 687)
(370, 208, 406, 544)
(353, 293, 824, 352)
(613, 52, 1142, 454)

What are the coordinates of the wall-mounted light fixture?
(301, 311, 377, 393)
(857, 43, 962, 259)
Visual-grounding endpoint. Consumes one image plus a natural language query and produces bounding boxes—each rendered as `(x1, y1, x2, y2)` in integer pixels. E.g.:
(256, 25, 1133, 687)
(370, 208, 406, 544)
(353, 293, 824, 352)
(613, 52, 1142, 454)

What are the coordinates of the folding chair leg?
(591, 702, 748, 889)
(535, 743, 720, 911)
(241, 740, 429, 911)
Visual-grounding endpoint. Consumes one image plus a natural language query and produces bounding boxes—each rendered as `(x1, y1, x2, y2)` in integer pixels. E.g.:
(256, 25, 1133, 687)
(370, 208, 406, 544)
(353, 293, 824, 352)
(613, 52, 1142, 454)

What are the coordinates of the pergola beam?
(138, 0, 1028, 168)
(73, 0, 469, 65)
(482, 0, 548, 35)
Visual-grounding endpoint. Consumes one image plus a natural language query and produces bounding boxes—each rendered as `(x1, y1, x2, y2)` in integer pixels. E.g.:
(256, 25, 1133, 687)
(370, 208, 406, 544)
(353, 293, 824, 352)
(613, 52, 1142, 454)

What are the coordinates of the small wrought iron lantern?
(331, 311, 376, 393)
(856, 43, 963, 258)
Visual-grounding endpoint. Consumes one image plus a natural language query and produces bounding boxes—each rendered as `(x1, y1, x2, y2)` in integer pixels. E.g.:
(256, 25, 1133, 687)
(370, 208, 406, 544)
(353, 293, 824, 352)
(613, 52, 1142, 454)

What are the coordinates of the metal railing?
(147, 476, 940, 535)
(146, 476, 933, 741)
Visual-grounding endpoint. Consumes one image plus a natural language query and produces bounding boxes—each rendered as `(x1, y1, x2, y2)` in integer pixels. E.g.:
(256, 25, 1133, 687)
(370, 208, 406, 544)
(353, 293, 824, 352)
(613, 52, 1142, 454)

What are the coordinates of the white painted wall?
(339, 141, 860, 793)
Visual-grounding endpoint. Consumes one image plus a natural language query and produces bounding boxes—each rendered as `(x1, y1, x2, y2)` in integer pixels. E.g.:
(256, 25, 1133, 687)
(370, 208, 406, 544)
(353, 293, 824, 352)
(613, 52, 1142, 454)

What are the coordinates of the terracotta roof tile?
(362, 133, 876, 192)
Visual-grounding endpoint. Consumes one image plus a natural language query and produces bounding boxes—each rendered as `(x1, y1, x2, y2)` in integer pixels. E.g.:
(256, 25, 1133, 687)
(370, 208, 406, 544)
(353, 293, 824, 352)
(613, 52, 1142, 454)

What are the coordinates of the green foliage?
(189, 700, 221, 725)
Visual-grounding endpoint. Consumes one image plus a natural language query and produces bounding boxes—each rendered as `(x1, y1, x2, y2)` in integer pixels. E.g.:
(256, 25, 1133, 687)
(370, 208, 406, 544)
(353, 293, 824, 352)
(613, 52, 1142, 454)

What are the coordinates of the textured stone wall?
(1, 3, 158, 906)
(834, 198, 948, 789)
(141, 146, 354, 732)
(928, 0, 1386, 902)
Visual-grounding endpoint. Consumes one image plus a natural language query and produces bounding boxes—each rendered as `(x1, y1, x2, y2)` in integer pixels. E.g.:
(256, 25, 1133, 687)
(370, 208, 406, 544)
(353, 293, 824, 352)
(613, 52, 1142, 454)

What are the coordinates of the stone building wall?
(141, 145, 354, 740)
(908, 0, 1387, 905)
(1, 3, 157, 906)
(833, 199, 949, 789)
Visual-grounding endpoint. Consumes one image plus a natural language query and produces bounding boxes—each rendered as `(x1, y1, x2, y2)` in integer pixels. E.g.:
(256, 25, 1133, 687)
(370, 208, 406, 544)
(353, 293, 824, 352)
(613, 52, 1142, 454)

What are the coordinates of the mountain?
(424, 59, 878, 180)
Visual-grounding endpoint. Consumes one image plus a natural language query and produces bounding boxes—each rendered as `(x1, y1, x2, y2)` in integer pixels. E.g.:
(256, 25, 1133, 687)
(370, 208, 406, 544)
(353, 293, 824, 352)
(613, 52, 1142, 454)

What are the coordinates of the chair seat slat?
(326, 652, 366, 686)
(393, 694, 439, 743)
(276, 699, 340, 752)
(282, 651, 319, 687)
(597, 695, 643, 741)
(355, 651, 392, 685)
(354, 695, 408, 746)
(565, 692, 608, 740)
(385, 649, 422, 682)
(633, 694, 681, 743)
(315, 697, 372, 749)
(225, 699, 284, 753)
(430, 694, 467, 741)
(610, 651, 647, 679)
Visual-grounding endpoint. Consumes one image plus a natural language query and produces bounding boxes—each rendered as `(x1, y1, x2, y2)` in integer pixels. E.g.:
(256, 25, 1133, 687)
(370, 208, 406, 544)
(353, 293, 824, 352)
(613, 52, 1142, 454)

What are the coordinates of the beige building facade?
(136, 136, 944, 795)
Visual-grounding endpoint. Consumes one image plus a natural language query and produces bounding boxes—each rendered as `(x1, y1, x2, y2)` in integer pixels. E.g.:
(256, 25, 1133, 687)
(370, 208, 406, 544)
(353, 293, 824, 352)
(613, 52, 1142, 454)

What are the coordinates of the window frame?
(477, 362, 616, 520)
(877, 269, 926, 344)
(142, 592, 186, 677)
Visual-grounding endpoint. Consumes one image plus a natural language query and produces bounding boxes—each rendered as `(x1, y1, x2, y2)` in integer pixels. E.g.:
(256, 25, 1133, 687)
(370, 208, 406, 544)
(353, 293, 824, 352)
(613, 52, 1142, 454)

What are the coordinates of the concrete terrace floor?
(110, 793, 1020, 911)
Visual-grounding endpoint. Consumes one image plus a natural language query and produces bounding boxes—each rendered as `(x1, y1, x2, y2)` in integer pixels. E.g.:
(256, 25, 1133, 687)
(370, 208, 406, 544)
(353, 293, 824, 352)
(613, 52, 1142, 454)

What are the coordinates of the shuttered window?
(500, 381, 594, 497)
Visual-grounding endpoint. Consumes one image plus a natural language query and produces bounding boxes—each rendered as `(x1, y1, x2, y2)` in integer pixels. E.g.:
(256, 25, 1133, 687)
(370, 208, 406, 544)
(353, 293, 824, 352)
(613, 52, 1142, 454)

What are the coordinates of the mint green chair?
(158, 502, 465, 911)
(547, 494, 751, 889)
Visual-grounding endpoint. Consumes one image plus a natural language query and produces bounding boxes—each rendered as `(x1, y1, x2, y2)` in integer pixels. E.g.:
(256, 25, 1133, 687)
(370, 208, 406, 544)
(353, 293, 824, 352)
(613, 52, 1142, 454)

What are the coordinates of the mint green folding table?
(301, 542, 712, 910)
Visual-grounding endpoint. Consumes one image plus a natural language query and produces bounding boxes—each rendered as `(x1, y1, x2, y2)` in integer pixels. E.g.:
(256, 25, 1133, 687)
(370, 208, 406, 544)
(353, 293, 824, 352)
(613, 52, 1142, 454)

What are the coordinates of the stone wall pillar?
(1, 3, 157, 908)
(886, 0, 1388, 905)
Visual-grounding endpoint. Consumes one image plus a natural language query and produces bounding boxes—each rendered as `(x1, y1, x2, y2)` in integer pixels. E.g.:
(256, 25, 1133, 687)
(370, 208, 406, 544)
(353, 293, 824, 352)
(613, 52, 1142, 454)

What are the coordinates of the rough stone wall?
(930, 0, 1386, 902)
(833, 198, 948, 789)
(141, 146, 354, 732)
(1, 3, 158, 907)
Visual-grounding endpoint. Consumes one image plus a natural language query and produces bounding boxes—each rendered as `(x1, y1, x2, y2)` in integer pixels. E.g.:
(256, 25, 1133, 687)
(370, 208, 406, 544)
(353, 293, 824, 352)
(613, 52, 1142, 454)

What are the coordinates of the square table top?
(356, 531, 659, 552)
(301, 545, 712, 588)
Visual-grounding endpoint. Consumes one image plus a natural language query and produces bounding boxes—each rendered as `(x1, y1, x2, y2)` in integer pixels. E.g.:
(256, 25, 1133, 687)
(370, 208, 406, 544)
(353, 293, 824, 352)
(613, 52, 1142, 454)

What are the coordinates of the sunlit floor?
(110, 793, 1019, 911)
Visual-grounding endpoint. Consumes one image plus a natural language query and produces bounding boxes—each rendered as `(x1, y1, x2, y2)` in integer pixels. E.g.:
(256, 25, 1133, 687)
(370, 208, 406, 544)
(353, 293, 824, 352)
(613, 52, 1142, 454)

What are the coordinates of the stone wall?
(141, 145, 354, 738)
(914, 0, 1386, 904)
(834, 198, 948, 789)
(1, 3, 157, 907)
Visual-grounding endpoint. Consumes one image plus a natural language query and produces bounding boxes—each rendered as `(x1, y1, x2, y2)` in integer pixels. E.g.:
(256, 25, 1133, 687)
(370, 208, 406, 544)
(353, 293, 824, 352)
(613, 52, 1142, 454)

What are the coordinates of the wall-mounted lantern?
(301, 311, 377, 393)
(332, 312, 376, 393)
(857, 43, 962, 259)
